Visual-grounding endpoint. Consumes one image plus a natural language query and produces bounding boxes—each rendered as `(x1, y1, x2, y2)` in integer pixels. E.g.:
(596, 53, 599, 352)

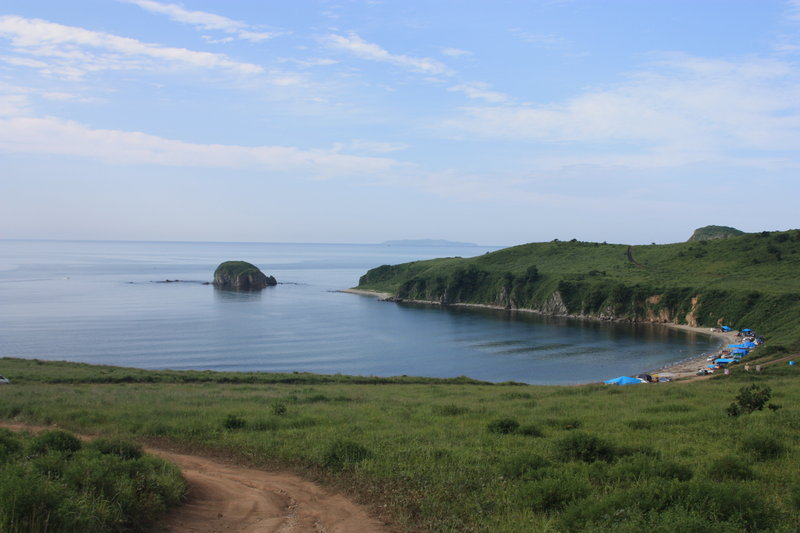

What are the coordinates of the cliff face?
(213, 261, 277, 290)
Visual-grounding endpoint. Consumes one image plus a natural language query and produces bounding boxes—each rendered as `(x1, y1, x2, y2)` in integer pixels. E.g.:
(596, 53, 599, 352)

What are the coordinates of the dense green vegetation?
(1, 359, 799, 532)
(688, 225, 745, 241)
(0, 426, 185, 532)
(357, 229, 800, 356)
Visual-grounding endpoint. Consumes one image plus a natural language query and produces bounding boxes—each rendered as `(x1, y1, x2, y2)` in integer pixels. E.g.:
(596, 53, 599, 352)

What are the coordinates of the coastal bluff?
(213, 261, 276, 290)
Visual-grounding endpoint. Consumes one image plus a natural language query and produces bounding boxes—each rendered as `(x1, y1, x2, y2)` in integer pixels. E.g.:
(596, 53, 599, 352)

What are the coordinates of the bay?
(0, 240, 718, 384)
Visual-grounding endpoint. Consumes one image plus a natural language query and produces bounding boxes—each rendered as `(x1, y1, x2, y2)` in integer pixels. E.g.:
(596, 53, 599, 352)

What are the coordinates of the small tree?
(727, 385, 772, 417)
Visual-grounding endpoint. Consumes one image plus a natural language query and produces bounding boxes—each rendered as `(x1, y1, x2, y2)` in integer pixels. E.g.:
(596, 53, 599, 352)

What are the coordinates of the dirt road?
(1, 424, 388, 533)
(153, 448, 387, 533)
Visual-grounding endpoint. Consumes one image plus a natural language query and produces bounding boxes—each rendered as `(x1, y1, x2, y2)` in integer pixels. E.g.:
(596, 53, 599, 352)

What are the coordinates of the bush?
(28, 430, 82, 456)
(0, 431, 186, 533)
(519, 474, 589, 512)
(555, 432, 617, 463)
(272, 403, 288, 416)
(740, 434, 787, 461)
(727, 384, 772, 416)
(89, 438, 143, 460)
(487, 418, 520, 434)
(707, 455, 755, 482)
(0, 429, 22, 462)
(499, 453, 549, 480)
(517, 424, 544, 437)
(223, 414, 247, 430)
(322, 440, 372, 469)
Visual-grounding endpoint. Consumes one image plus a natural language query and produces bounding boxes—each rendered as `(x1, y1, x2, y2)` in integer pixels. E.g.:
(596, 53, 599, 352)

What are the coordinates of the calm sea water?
(0, 240, 718, 384)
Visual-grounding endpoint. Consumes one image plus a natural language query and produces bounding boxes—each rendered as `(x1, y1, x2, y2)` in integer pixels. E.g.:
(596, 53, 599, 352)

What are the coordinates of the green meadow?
(2, 357, 800, 532)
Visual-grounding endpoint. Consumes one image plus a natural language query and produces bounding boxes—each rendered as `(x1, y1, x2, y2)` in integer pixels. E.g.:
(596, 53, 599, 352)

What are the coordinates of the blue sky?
(1, 0, 799, 245)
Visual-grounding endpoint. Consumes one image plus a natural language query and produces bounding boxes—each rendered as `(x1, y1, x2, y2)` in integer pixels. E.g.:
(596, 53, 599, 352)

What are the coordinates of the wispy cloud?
(442, 54, 800, 169)
(441, 47, 470, 58)
(511, 29, 569, 49)
(448, 82, 509, 103)
(324, 32, 448, 75)
(120, 0, 281, 43)
(0, 115, 404, 179)
(0, 15, 264, 79)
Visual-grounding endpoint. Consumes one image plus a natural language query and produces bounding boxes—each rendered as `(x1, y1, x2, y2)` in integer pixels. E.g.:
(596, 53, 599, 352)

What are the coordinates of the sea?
(0, 240, 719, 385)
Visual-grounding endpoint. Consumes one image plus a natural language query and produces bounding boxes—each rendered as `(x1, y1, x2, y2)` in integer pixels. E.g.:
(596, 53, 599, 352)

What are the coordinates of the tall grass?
(0, 427, 185, 532)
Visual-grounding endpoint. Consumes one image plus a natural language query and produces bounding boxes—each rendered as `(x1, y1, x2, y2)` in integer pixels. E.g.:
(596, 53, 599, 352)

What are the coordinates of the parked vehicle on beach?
(0, 375, 10, 384)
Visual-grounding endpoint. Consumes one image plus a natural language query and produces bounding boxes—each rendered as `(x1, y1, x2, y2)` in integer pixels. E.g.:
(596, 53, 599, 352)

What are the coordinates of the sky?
(1, 0, 799, 246)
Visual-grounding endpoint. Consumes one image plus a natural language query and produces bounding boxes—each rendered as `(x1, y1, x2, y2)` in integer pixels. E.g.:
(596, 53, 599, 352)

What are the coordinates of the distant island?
(380, 239, 478, 247)
(213, 260, 276, 290)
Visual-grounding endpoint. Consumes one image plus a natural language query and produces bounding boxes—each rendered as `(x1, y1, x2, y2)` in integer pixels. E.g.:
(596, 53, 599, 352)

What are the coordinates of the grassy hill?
(357, 229, 800, 357)
(687, 225, 745, 241)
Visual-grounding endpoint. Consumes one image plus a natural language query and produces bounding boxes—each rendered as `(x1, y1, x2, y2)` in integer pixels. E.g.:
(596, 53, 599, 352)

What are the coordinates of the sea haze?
(0, 240, 719, 384)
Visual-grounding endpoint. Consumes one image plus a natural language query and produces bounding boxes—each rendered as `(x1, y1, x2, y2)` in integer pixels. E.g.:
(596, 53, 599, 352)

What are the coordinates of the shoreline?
(342, 288, 738, 382)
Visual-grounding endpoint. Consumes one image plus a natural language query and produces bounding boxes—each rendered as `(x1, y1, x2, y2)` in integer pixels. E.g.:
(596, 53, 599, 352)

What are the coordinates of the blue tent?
(733, 349, 749, 355)
(729, 344, 748, 348)
(604, 376, 641, 386)
(742, 341, 757, 348)
(715, 358, 736, 364)
(721, 326, 732, 332)
(742, 328, 752, 333)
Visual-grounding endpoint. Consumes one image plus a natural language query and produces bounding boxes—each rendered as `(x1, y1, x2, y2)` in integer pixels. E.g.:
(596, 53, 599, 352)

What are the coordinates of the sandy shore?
(646, 324, 738, 381)
(340, 288, 393, 300)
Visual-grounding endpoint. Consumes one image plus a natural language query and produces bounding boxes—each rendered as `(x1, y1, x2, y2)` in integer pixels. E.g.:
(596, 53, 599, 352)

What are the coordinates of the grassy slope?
(357, 230, 800, 356)
(1, 358, 799, 532)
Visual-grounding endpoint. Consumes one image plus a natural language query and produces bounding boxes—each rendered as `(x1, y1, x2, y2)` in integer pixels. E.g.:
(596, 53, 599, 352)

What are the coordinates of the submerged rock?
(213, 261, 277, 291)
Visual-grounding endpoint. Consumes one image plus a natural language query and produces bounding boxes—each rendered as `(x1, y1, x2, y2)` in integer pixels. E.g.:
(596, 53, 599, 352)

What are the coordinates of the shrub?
(517, 424, 544, 437)
(555, 432, 617, 463)
(272, 403, 288, 416)
(322, 440, 372, 469)
(740, 434, 787, 461)
(499, 453, 549, 480)
(727, 384, 772, 416)
(519, 474, 589, 512)
(545, 418, 582, 430)
(89, 438, 143, 460)
(487, 418, 520, 434)
(28, 430, 82, 456)
(223, 414, 247, 430)
(707, 455, 755, 482)
(0, 429, 22, 462)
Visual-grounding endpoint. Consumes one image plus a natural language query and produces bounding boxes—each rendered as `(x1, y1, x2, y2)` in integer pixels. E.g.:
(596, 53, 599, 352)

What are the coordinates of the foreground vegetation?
(0, 426, 185, 532)
(2, 358, 799, 532)
(357, 229, 800, 356)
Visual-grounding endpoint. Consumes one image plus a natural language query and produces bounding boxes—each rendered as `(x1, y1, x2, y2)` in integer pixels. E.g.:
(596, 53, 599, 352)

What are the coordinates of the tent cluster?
(604, 372, 669, 386)
(604, 327, 764, 384)
(697, 327, 763, 376)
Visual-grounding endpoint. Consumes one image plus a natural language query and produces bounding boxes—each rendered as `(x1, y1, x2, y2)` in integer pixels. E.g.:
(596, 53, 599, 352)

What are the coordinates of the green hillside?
(357, 229, 800, 357)
(687, 225, 745, 241)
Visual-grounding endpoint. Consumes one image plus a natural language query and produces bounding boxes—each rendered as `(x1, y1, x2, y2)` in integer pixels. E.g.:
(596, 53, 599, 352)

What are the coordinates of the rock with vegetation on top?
(213, 261, 276, 290)
(688, 225, 744, 242)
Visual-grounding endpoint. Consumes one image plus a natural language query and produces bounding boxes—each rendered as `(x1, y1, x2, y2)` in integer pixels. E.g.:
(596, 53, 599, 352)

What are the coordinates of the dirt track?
(153, 448, 387, 533)
(1, 424, 387, 533)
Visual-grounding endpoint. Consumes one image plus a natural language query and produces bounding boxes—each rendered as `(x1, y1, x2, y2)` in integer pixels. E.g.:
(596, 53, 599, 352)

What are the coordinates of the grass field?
(2, 357, 799, 532)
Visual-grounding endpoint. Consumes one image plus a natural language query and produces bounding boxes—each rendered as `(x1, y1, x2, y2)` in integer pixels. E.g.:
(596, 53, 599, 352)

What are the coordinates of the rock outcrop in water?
(213, 261, 277, 290)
